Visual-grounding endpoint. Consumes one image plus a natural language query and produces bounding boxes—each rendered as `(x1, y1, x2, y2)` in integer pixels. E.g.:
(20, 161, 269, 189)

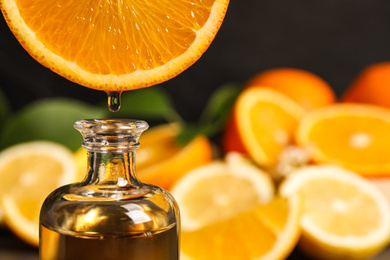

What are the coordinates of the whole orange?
(246, 68, 336, 111)
(342, 62, 390, 108)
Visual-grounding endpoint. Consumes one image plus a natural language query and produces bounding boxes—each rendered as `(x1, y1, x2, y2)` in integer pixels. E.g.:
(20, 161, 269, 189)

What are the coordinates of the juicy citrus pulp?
(296, 103, 390, 176)
(280, 165, 390, 260)
(180, 195, 301, 260)
(224, 87, 306, 167)
(171, 152, 275, 231)
(247, 68, 336, 111)
(0, 0, 229, 90)
(0, 141, 76, 246)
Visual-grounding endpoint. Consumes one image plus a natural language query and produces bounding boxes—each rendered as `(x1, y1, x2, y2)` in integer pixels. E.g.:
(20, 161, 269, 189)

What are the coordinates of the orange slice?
(296, 103, 390, 176)
(223, 87, 306, 167)
(247, 68, 336, 111)
(280, 165, 390, 260)
(75, 124, 213, 190)
(0, 0, 229, 91)
(0, 141, 76, 246)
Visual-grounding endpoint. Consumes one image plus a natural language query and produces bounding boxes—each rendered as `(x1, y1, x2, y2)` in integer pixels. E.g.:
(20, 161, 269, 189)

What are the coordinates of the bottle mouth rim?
(74, 119, 149, 151)
(74, 119, 149, 134)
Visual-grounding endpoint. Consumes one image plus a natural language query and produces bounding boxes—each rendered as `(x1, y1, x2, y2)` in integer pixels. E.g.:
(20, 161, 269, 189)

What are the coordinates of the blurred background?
(2, 0, 390, 259)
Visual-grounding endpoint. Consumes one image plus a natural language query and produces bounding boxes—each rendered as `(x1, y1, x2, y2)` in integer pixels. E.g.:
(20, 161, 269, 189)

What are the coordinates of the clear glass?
(39, 119, 180, 260)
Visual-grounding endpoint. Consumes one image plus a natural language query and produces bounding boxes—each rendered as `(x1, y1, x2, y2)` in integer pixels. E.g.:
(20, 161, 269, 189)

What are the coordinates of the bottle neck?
(73, 119, 149, 189)
(85, 149, 142, 187)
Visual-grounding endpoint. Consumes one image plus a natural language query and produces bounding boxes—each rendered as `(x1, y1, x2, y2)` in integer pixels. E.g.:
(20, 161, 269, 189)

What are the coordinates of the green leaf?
(176, 124, 209, 146)
(175, 84, 242, 145)
(113, 87, 183, 123)
(0, 98, 107, 151)
(198, 83, 241, 136)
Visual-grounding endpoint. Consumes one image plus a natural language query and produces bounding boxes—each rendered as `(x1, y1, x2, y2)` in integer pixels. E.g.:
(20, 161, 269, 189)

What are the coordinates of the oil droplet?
(107, 91, 121, 112)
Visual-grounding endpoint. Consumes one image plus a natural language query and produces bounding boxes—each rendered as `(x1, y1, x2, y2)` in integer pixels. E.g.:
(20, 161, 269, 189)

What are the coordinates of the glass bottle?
(39, 119, 180, 260)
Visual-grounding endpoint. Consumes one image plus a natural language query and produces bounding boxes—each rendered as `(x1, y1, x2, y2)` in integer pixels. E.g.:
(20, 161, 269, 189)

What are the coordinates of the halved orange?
(223, 87, 306, 167)
(296, 103, 390, 176)
(247, 68, 336, 111)
(0, 0, 229, 91)
(75, 123, 213, 190)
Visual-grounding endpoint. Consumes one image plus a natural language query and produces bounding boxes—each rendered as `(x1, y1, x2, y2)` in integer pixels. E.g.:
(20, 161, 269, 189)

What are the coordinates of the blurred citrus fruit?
(296, 103, 390, 176)
(173, 159, 300, 259)
(75, 124, 213, 190)
(246, 68, 336, 111)
(171, 152, 274, 231)
(0, 141, 76, 246)
(343, 62, 390, 108)
(0, 0, 229, 91)
(224, 87, 306, 167)
(280, 165, 390, 260)
(172, 153, 301, 260)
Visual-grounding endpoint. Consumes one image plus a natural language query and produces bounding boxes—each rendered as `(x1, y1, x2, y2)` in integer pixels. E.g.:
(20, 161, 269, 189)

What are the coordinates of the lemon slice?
(171, 152, 274, 232)
(280, 165, 390, 259)
(0, 141, 76, 246)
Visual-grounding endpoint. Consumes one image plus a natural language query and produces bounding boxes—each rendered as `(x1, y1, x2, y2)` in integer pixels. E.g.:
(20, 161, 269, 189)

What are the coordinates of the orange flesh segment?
(249, 101, 300, 163)
(17, 0, 212, 75)
(307, 115, 390, 164)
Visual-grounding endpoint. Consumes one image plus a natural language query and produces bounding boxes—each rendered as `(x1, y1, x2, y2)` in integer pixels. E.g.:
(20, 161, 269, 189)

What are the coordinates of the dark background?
(1, 0, 390, 122)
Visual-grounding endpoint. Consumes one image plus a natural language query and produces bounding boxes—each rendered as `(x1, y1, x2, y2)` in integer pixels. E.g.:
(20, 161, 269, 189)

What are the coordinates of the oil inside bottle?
(40, 223, 178, 260)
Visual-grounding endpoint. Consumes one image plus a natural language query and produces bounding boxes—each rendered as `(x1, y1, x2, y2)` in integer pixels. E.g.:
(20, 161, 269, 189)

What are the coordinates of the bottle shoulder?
(41, 182, 179, 235)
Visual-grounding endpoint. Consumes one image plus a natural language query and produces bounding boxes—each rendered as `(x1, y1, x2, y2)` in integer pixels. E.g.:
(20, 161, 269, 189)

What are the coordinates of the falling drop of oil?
(107, 91, 121, 112)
